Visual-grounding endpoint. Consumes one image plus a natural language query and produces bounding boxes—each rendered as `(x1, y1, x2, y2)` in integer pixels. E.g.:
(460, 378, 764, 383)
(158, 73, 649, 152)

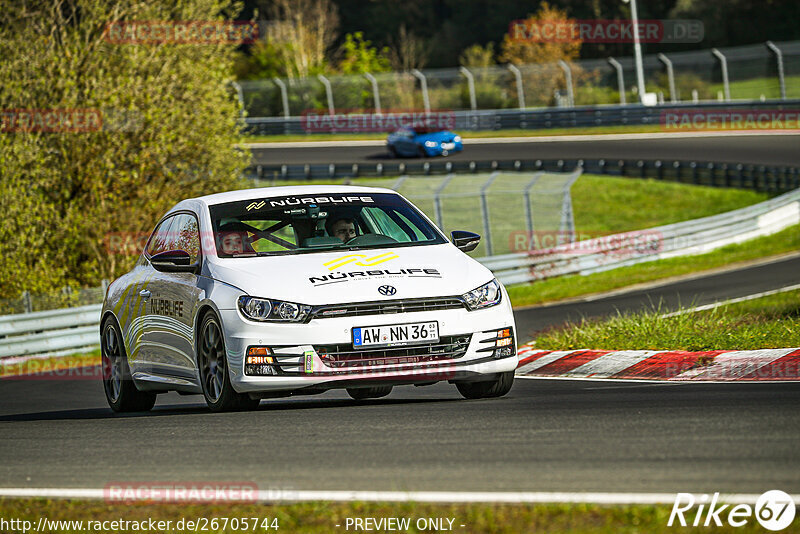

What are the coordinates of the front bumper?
(219, 299, 516, 394)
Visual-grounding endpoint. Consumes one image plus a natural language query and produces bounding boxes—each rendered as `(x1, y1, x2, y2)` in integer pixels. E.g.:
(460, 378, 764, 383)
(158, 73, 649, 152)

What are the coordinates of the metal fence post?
(433, 174, 456, 229)
(559, 168, 582, 243)
(523, 172, 543, 250)
(765, 41, 787, 100)
(480, 172, 500, 256)
(411, 69, 431, 113)
(711, 48, 731, 101)
(657, 53, 677, 103)
(363, 72, 382, 113)
(272, 78, 290, 118)
(22, 291, 32, 314)
(317, 74, 335, 115)
(558, 60, 575, 107)
(459, 67, 477, 111)
(507, 64, 526, 109)
(607, 57, 626, 105)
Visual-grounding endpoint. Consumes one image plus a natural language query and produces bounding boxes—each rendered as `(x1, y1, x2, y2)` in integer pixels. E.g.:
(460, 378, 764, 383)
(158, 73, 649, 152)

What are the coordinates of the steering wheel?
(345, 234, 398, 246)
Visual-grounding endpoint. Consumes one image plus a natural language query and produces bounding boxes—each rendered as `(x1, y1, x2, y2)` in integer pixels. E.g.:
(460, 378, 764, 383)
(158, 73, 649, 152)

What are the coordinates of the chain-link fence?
(346, 170, 581, 257)
(241, 40, 800, 118)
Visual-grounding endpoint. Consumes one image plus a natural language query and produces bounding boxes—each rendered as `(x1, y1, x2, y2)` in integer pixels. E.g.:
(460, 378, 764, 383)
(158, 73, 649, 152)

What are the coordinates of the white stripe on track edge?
(0, 488, 792, 505)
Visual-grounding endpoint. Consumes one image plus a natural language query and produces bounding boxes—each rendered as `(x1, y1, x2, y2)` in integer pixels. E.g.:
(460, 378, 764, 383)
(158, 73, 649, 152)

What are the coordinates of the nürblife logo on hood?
(310, 253, 440, 286)
(323, 252, 398, 271)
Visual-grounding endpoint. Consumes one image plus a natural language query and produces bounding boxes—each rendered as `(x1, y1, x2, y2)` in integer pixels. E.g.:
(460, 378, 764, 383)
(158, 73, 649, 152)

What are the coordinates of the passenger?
(220, 231, 245, 255)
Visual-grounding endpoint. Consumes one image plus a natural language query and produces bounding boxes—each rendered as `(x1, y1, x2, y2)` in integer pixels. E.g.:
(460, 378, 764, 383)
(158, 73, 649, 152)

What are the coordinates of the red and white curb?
(516, 345, 800, 382)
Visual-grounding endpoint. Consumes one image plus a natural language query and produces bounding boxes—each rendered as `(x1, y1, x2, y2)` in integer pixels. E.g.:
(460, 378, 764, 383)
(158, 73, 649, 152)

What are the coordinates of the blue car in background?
(387, 127, 463, 158)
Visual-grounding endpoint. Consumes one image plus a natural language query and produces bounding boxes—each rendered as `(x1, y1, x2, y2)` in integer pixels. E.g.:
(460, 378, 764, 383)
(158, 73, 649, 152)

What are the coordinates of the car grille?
(316, 334, 471, 369)
(309, 297, 465, 320)
(244, 335, 473, 376)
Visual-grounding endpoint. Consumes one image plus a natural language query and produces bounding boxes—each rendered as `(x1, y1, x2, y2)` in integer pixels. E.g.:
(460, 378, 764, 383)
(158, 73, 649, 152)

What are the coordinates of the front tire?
(101, 318, 157, 413)
(455, 371, 515, 399)
(347, 386, 393, 400)
(197, 312, 260, 412)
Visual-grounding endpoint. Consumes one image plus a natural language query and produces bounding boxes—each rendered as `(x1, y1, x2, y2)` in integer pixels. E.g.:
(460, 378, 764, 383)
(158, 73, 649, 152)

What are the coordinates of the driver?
(326, 217, 357, 242)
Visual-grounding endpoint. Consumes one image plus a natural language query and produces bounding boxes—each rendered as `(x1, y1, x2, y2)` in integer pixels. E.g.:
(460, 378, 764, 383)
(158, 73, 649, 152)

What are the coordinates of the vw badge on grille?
(378, 285, 397, 296)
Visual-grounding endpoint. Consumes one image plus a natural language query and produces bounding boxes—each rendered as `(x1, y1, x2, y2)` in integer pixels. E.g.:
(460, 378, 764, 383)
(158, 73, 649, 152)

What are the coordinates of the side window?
(145, 216, 177, 257)
(145, 213, 201, 263)
(172, 214, 201, 263)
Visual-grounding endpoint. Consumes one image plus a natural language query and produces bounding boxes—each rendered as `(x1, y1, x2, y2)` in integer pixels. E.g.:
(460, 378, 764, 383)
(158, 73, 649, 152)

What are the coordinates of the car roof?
(193, 185, 398, 207)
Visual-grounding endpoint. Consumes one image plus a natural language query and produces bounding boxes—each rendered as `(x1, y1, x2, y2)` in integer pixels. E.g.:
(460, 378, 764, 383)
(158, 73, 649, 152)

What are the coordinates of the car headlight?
(424, 140, 438, 147)
(238, 296, 312, 323)
(453, 135, 461, 142)
(462, 279, 502, 310)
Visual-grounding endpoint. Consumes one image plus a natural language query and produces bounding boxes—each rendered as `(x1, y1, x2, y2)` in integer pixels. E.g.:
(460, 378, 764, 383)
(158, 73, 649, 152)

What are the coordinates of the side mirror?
(450, 230, 481, 253)
(150, 250, 199, 274)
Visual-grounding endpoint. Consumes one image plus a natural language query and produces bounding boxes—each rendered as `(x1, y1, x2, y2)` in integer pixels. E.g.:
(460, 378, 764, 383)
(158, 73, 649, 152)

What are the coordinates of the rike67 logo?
(669, 490, 796, 530)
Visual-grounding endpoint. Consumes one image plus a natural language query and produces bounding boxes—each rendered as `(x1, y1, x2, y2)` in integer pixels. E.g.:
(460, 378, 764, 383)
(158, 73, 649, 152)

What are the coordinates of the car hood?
(206, 243, 493, 305)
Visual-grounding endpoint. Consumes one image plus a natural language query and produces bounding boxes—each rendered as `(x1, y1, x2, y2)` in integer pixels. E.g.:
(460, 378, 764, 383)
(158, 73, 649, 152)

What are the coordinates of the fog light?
(494, 346, 515, 358)
(246, 346, 273, 365)
(496, 337, 513, 347)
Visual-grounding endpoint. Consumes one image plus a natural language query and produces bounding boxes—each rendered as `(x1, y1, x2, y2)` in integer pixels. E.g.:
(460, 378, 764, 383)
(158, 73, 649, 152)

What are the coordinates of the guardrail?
(245, 157, 800, 194)
(0, 304, 101, 360)
(481, 187, 800, 286)
(243, 99, 800, 136)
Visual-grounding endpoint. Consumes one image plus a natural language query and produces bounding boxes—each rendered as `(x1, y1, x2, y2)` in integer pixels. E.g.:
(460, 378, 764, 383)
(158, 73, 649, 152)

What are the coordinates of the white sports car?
(101, 185, 517, 412)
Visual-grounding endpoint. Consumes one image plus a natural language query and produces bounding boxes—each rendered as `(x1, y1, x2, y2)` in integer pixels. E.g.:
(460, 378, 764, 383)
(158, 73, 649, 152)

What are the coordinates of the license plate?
(353, 321, 439, 348)
(441, 142, 455, 150)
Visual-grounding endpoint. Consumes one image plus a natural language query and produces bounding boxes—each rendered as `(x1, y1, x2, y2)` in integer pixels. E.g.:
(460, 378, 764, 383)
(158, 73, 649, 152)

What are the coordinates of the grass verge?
(0, 498, 772, 533)
(507, 223, 800, 309)
(533, 288, 800, 351)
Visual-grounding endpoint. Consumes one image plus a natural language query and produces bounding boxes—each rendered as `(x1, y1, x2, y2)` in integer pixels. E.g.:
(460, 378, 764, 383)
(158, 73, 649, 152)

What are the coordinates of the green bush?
(0, 0, 249, 299)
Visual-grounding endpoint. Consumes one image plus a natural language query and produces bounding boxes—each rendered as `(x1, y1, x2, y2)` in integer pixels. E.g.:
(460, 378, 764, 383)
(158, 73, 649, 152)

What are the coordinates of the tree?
(0, 0, 249, 298)
(460, 43, 497, 68)
(499, 2, 581, 65)
(265, 0, 340, 78)
(337, 32, 391, 74)
(389, 24, 429, 71)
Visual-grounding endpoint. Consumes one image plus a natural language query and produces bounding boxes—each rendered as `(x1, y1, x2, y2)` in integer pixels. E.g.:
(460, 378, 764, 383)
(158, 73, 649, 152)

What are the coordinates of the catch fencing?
(239, 40, 800, 123)
(481, 186, 800, 285)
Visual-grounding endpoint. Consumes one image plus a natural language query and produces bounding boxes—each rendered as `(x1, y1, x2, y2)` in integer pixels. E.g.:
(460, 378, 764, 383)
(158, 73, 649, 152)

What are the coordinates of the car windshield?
(209, 192, 447, 257)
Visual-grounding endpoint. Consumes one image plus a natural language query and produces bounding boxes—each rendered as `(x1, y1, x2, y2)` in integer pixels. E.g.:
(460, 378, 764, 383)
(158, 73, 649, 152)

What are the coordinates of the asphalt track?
(1, 256, 799, 493)
(249, 133, 800, 167)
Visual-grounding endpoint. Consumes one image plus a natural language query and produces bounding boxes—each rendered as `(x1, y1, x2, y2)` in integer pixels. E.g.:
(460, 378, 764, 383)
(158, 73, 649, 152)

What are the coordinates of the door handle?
(139, 290, 151, 299)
